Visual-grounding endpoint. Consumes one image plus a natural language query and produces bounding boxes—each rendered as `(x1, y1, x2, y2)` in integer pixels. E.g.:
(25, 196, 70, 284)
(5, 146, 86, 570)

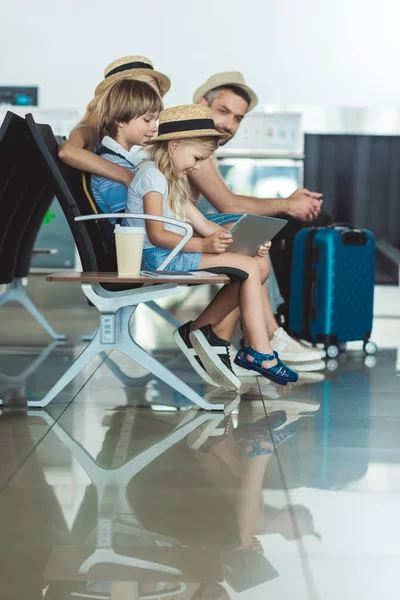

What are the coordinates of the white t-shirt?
(125, 161, 186, 249)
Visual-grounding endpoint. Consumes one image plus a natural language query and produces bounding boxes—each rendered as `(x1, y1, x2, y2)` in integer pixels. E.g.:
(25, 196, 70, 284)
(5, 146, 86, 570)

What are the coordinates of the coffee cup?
(114, 225, 145, 276)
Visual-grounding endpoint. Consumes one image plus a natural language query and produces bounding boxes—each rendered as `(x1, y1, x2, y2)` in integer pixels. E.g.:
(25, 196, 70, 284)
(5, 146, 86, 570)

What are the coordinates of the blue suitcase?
(289, 224, 377, 357)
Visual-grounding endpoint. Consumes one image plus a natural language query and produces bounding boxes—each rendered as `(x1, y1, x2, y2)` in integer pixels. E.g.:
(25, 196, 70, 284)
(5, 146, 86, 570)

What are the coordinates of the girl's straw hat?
(193, 71, 258, 112)
(95, 55, 171, 97)
(146, 104, 228, 144)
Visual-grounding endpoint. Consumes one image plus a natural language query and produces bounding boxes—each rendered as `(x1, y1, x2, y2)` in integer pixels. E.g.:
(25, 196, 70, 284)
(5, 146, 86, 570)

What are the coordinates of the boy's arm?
(58, 127, 133, 187)
(188, 157, 322, 221)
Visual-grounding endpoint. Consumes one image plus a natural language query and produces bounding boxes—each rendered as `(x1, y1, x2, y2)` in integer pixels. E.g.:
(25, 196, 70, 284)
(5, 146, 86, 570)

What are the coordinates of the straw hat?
(193, 71, 258, 112)
(146, 104, 228, 144)
(95, 55, 171, 97)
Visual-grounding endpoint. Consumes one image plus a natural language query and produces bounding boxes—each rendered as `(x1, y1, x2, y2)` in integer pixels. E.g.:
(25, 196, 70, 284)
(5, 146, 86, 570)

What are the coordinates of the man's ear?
(198, 97, 208, 106)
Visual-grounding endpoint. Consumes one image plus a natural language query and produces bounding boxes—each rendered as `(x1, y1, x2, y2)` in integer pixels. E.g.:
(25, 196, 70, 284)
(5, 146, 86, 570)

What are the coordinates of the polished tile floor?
(1, 278, 400, 599)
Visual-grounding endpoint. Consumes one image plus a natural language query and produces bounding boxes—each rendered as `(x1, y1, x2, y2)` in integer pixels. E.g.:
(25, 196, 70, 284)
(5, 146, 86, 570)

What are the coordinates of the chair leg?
(120, 342, 224, 411)
(27, 305, 223, 411)
(0, 279, 66, 341)
(26, 335, 103, 408)
(146, 300, 181, 329)
(81, 326, 98, 342)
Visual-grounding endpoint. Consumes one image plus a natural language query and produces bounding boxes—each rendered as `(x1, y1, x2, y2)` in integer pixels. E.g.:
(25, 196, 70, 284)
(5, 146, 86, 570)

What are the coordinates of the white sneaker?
(298, 339, 326, 359)
(270, 328, 322, 363)
(292, 360, 326, 372)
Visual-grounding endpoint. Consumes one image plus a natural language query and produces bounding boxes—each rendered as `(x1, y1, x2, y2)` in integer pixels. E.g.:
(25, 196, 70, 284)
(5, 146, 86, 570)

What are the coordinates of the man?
(189, 72, 322, 223)
(173, 73, 325, 388)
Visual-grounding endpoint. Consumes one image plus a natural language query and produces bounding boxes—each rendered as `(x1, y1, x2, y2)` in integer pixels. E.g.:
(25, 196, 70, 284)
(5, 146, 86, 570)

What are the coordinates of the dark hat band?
(106, 61, 154, 78)
(158, 118, 216, 136)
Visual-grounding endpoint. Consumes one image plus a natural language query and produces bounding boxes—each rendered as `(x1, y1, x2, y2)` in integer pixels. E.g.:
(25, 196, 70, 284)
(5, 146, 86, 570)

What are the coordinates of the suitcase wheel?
(327, 358, 339, 371)
(363, 340, 378, 355)
(364, 355, 377, 368)
(326, 344, 340, 359)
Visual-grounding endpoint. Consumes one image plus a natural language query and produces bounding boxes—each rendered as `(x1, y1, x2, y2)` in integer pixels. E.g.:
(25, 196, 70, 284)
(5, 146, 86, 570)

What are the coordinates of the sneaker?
(265, 398, 321, 413)
(190, 325, 241, 391)
(292, 360, 326, 372)
(187, 393, 240, 450)
(173, 321, 218, 387)
(298, 339, 326, 359)
(270, 328, 322, 363)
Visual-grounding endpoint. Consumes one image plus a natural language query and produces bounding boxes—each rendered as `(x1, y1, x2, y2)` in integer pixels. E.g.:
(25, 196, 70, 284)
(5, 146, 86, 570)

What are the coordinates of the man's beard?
(216, 128, 233, 146)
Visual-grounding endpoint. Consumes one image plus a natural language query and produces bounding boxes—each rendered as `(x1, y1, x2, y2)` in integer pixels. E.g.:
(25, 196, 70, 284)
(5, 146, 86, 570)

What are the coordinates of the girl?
(58, 55, 170, 187)
(125, 104, 298, 387)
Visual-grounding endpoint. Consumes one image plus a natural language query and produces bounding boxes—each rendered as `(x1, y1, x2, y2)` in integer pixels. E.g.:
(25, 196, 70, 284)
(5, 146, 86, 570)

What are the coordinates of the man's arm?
(188, 156, 323, 221)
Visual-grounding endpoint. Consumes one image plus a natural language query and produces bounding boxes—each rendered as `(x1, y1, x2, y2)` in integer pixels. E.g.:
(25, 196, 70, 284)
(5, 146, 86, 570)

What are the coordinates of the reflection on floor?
(0, 279, 399, 600)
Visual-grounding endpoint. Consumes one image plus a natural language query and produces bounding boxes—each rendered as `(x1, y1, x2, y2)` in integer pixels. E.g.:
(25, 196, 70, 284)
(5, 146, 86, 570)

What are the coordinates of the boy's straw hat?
(193, 71, 258, 112)
(95, 55, 171, 97)
(146, 104, 228, 144)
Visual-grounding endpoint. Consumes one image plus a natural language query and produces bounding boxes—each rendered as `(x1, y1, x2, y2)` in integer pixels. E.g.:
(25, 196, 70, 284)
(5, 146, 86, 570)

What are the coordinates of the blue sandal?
(234, 347, 298, 386)
(234, 418, 297, 457)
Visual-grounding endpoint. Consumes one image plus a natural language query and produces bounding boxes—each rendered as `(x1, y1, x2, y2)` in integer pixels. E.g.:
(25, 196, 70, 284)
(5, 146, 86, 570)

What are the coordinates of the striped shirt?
(91, 137, 147, 220)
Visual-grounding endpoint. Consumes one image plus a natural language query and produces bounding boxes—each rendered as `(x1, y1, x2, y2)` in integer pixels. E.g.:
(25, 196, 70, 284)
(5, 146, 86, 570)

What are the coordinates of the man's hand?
(202, 230, 233, 254)
(285, 188, 323, 222)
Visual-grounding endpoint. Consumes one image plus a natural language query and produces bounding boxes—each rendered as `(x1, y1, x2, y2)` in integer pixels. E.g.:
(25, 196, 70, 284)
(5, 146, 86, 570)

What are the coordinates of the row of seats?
(0, 111, 239, 412)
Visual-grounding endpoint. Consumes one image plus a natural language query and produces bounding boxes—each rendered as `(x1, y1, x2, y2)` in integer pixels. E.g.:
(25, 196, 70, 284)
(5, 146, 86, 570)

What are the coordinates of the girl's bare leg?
(197, 252, 277, 368)
(193, 268, 280, 343)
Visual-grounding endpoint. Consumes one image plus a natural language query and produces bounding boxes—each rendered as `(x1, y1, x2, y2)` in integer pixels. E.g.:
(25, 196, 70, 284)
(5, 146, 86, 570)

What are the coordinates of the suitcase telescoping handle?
(328, 222, 361, 230)
(328, 223, 368, 245)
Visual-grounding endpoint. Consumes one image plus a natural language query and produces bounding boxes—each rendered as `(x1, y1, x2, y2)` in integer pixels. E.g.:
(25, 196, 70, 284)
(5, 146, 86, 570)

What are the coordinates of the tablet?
(228, 214, 287, 256)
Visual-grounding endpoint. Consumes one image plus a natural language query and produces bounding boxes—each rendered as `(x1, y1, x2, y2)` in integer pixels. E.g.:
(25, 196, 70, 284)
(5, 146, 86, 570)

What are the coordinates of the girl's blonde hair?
(147, 137, 219, 220)
(96, 79, 163, 140)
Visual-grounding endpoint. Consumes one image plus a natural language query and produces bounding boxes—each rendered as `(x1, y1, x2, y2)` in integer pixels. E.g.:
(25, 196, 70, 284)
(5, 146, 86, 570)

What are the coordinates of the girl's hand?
(202, 230, 233, 254)
(258, 240, 272, 257)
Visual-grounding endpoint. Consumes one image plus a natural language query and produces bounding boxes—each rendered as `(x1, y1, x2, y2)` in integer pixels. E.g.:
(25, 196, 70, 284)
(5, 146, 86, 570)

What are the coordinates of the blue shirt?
(91, 137, 147, 220)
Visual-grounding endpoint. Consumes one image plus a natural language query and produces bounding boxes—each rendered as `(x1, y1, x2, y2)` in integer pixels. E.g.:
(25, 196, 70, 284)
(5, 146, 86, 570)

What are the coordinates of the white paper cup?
(114, 225, 145, 276)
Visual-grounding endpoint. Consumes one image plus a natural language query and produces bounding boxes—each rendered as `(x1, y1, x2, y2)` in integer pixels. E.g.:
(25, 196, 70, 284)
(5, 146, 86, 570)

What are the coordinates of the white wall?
(2, 0, 400, 115)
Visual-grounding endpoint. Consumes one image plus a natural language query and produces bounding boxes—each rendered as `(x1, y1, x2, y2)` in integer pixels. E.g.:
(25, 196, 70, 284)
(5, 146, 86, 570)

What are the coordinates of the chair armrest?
(75, 213, 193, 270)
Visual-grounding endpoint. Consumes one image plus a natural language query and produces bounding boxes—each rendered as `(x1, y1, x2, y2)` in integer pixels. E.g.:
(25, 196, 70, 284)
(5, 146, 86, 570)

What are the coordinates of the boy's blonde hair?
(82, 74, 162, 126)
(147, 137, 219, 220)
(97, 79, 163, 140)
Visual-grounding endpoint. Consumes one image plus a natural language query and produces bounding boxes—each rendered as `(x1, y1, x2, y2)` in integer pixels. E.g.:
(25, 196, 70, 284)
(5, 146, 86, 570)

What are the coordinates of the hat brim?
(95, 68, 171, 97)
(193, 81, 258, 112)
(145, 129, 229, 144)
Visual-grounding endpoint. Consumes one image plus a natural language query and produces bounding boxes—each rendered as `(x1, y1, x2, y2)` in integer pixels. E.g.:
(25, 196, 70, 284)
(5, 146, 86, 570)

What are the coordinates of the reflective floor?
(1, 280, 400, 599)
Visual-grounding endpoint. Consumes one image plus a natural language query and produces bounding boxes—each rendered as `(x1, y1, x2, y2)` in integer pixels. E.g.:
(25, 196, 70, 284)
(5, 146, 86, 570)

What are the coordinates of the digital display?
(0, 86, 38, 106)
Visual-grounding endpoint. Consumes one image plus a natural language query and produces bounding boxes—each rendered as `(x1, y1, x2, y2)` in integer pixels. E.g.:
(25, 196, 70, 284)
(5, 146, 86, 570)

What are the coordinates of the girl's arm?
(185, 202, 222, 236)
(58, 126, 134, 187)
(143, 192, 231, 254)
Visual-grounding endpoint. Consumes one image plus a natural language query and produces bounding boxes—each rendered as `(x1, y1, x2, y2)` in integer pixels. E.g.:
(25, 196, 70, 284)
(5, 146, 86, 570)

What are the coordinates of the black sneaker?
(189, 325, 241, 391)
(172, 321, 218, 386)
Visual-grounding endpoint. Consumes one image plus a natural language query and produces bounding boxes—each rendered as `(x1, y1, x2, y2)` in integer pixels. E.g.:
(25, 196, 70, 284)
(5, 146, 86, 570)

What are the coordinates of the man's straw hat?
(193, 71, 258, 112)
(146, 104, 228, 144)
(95, 55, 171, 97)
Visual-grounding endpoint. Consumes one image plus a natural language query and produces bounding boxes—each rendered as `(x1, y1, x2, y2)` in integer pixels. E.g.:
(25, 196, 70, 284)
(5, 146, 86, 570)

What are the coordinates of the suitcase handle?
(328, 222, 361, 230)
